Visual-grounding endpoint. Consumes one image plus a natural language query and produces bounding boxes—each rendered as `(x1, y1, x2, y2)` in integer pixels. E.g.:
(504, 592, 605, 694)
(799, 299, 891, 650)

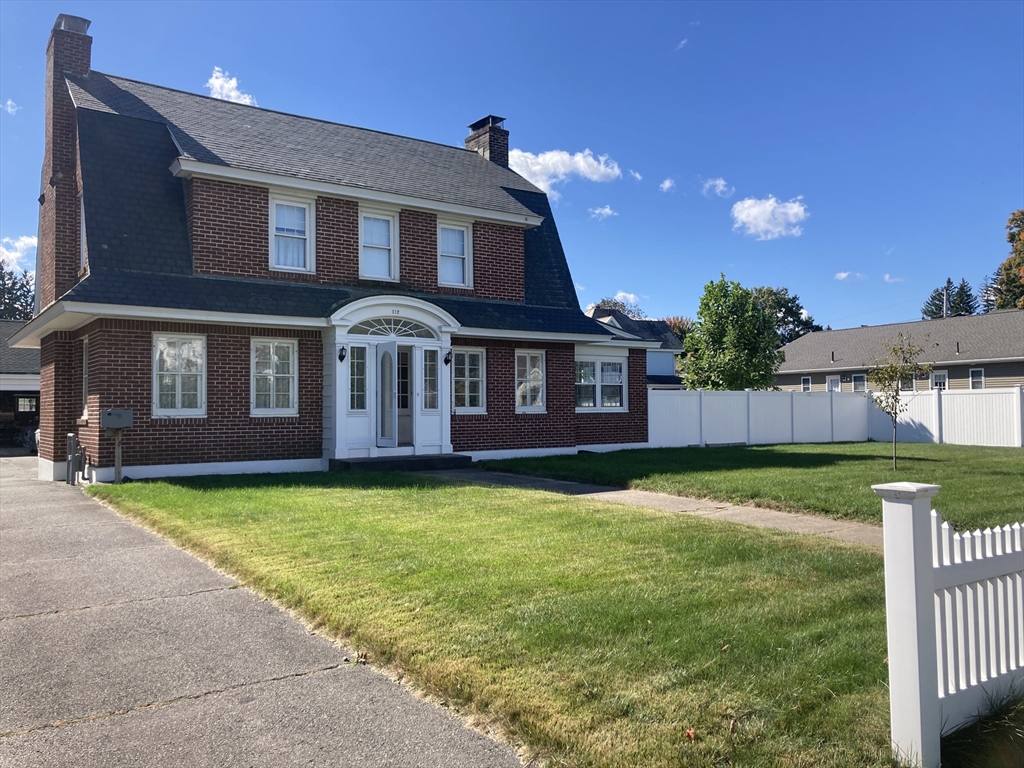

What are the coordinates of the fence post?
(1015, 385, 1023, 448)
(790, 390, 796, 444)
(698, 390, 705, 447)
(872, 481, 943, 768)
(934, 388, 943, 445)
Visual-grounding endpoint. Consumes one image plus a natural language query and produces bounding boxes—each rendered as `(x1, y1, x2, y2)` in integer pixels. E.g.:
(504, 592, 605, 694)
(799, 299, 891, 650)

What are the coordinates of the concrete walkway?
(425, 469, 884, 549)
(0, 457, 521, 768)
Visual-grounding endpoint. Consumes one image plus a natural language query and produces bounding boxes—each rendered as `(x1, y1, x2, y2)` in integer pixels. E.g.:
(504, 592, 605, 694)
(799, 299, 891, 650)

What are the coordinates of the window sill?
(438, 282, 473, 290)
(575, 407, 628, 414)
(151, 412, 207, 419)
(270, 265, 315, 276)
(359, 274, 399, 283)
(454, 408, 487, 416)
(250, 411, 299, 418)
(515, 408, 547, 415)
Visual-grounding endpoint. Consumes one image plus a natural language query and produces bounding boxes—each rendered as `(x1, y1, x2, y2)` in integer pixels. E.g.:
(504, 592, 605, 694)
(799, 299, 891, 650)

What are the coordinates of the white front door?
(377, 340, 398, 448)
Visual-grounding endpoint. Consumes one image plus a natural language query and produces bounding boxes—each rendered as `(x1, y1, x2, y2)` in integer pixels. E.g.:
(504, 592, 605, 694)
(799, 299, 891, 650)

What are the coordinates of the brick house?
(11, 15, 655, 482)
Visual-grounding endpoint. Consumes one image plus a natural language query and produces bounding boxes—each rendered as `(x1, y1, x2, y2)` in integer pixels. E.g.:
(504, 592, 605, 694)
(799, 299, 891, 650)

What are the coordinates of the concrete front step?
(328, 454, 473, 472)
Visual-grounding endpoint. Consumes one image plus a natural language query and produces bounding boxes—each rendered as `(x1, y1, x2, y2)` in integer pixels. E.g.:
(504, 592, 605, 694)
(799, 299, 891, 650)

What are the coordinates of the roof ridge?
(817, 309, 1023, 335)
(75, 71, 500, 159)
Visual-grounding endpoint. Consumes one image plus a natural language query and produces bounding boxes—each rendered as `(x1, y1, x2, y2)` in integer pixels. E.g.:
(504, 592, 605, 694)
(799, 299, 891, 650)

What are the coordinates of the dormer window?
(270, 195, 314, 273)
(360, 209, 399, 281)
(438, 222, 472, 288)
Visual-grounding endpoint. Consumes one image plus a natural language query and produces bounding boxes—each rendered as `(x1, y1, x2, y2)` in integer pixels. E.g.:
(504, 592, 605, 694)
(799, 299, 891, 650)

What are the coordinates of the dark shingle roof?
(587, 308, 684, 350)
(1, 320, 41, 374)
(67, 72, 542, 219)
(777, 310, 1024, 372)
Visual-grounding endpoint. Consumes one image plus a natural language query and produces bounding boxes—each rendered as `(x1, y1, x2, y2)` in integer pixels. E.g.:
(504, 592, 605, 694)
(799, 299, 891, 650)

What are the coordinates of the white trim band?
(86, 458, 328, 483)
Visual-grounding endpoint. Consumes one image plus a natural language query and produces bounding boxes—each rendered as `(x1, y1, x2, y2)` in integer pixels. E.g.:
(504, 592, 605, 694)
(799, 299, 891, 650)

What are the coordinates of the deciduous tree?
(594, 296, 645, 319)
(868, 333, 930, 471)
(684, 275, 783, 391)
(752, 286, 822, 345)
(993, 209, 1024, 310)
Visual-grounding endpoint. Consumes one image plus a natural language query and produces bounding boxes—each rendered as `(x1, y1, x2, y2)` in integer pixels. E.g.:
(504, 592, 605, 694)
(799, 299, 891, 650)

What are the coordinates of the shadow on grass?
(940, 689, 1024, 768)
(124, 469, 446, 494)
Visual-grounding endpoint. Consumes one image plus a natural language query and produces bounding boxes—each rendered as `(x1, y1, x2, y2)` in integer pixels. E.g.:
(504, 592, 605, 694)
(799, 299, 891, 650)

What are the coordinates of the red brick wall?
(61, 319, 323, 470)
(38, 332, 79, 463)
(575, 349, 648, 446)
(450, 337, 576, 452)
(185, 177, 525, 300)
(38, 27, 91, 309)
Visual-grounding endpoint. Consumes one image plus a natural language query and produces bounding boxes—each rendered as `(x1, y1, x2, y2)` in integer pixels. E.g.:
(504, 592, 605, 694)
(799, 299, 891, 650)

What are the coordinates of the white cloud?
(0, 235, 37, 271)
(834, 271, 865, 281)
(883, 273, 904, 283)
(508, 148, 621, 200)
(701, 177, 734, 198)
(575, 283, 586, 291)
(628, 169, 642, 181)
(589, 205, 617, 220)
(4, 99, 19, 116)
(730, 195, 808, 240)
(205, 67, 257, 106)
(614, 290, 639, 304)
(659, 178, 675, 193)
(675, 39, 689, 50)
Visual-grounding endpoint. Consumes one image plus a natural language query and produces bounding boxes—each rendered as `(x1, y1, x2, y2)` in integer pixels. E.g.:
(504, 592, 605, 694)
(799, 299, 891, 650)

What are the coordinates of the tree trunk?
(891, 418, 898, 471)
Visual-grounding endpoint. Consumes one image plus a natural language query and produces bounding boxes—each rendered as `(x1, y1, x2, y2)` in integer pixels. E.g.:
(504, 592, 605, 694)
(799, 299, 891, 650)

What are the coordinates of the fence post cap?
(871, 482, 942, 500)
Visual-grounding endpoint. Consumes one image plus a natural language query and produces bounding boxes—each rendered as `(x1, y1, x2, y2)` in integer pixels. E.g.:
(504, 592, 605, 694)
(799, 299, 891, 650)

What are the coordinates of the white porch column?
(872, 481, 943, 768)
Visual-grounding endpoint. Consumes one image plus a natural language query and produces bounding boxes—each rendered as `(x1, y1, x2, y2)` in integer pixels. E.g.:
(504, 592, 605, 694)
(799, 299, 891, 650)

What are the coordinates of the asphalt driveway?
(0, 456, 521, 767)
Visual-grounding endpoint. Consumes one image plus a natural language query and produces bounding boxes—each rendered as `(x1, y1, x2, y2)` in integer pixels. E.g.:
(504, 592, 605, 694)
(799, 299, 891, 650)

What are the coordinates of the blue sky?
(1, 1, 1021, 329)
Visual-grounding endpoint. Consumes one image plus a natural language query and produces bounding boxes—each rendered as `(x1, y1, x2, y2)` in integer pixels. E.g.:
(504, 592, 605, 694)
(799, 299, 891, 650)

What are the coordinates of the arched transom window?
(347, 318, 436, 338)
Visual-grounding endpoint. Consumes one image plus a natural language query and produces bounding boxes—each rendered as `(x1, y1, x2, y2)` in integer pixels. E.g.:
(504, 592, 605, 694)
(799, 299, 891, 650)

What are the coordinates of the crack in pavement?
(0, 585, 237, 622)
(1, 543, 171, 568)
(0, 663, 344, 738)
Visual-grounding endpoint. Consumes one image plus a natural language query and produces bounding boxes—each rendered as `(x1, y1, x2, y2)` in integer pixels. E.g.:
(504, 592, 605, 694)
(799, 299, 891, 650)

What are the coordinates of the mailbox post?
(100, 409, 133, 483)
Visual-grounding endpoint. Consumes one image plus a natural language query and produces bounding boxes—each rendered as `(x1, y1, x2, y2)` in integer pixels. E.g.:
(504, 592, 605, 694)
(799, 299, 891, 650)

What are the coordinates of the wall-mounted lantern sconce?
(338, 346, 347, 363)
(443, 350, 453, 366)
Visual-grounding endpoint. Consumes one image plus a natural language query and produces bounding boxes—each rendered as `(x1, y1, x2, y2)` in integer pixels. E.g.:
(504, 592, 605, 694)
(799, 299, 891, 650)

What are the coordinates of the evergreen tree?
(949, 278, 978, 316)
(921, 278, 955, 319)
(0, 263, 34, 320)
(977, 272, 998, 313)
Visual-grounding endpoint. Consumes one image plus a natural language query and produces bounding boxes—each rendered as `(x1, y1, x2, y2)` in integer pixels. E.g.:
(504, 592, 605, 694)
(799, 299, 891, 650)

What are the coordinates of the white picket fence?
(648, 390, 869, 447)
(867, 386, 1024, 448)
(649, 386, 1024, 449)
(874, 482, 1024, 768)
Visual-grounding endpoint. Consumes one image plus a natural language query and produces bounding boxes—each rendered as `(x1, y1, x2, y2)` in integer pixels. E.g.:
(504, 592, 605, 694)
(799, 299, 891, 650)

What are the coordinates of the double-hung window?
(515, 351, 545, 412)
(800, 376, 811, 392)
(969, 368, 985, 390)
(575, 357, 627, 411)
(438, 223, 472, 288)
(852, 374, 867, 393)
(271, 196, 314, 273)
(251, 339, 298, 415)
(153, 335, 206, 417)
(453, 349, 485, 413)
(931, 370, 948, 390)
(360, 209, 398, 280)
(349, 346, 367, 411)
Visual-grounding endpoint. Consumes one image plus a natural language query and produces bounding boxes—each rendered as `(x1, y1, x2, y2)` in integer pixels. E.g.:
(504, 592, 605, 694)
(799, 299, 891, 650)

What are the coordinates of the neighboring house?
(775, 309, 1024, 393)
(0, 320, 41, 445)
(11, 15, 657, 482)
(585, 308, 684, 387)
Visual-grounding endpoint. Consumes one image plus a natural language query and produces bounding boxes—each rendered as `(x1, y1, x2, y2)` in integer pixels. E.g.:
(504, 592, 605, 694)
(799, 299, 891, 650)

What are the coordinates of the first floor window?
(576, 358, 627, 410)
(252, 339, 298, 415)
(852, 374, 867, 393)
(423, 349, 439, 410)
(271, 198, 312, 272)
(900, 377, 915, 392)
(153, 335, 205, 416)
(17, 397, 36, 412)
(349, 346, 367, 411)
(931, 371, 948, 390)
(515, 351, 545, 412)
(827, 376, 841, 393)
(800, 376, 811, 392)
(970, 368, 985, 390)
(453, 349, 485, 412)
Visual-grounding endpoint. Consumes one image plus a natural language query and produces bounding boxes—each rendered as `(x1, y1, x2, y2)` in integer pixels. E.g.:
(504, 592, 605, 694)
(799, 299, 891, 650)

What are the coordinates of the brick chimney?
(465, 115, 508, 166)
(38, 14, 92, 309)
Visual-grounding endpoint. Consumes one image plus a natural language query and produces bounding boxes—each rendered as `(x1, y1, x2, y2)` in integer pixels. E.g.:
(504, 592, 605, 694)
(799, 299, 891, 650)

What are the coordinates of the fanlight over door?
(349, 318, 436, 338)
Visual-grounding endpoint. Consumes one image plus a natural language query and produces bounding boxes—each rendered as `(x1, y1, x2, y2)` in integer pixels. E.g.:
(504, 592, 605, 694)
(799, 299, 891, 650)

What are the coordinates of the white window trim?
(930, 370, 948, 390)
(574, 355, 628, 413)
(152, 334, 207, 418)
(515, 350, 546, 414)
(452, 347, 486, 415)
(826, 375, 841, 393)
(800, 376, 811, 392)
(851, 373, 867, 393)
(269, 193, 316, 274)
(359, 207, 400, 282)
(348, 345, 369, 412)
(969, 367, 985, 390)
(250, 338, 299, 417)
(437, 220, 473, 289)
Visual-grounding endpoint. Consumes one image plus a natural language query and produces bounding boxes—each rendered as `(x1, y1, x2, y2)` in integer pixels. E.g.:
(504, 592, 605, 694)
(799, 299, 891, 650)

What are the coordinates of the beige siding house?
(774, 309, 1024, 393)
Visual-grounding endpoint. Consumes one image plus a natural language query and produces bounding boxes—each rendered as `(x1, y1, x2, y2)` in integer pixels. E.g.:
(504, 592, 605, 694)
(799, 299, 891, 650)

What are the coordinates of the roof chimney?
(49, 15, 92, 76)
(465, 115, 508, 166)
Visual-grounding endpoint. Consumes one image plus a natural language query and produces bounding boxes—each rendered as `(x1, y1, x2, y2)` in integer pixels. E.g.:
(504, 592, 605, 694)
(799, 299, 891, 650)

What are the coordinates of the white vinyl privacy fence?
(874, 482, 1024, 768)
(648, 390, 868, 447)
(867, 386, 1024, 448)
(649, 387, 1024, 449)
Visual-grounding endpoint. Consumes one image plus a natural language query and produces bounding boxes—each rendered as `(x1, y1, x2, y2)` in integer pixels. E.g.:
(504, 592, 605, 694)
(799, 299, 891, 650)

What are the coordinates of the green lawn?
(486, 442, 1024, 530)
(90, 471, 896, 768)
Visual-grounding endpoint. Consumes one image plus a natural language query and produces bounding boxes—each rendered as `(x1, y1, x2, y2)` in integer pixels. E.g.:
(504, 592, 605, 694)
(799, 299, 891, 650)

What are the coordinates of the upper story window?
(360, 209, 398, 281)
(153, 334, 206, 417)
(271, 196, 314, 273)
(438, 222, 472, 288)
(251, 339, 298, 416)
